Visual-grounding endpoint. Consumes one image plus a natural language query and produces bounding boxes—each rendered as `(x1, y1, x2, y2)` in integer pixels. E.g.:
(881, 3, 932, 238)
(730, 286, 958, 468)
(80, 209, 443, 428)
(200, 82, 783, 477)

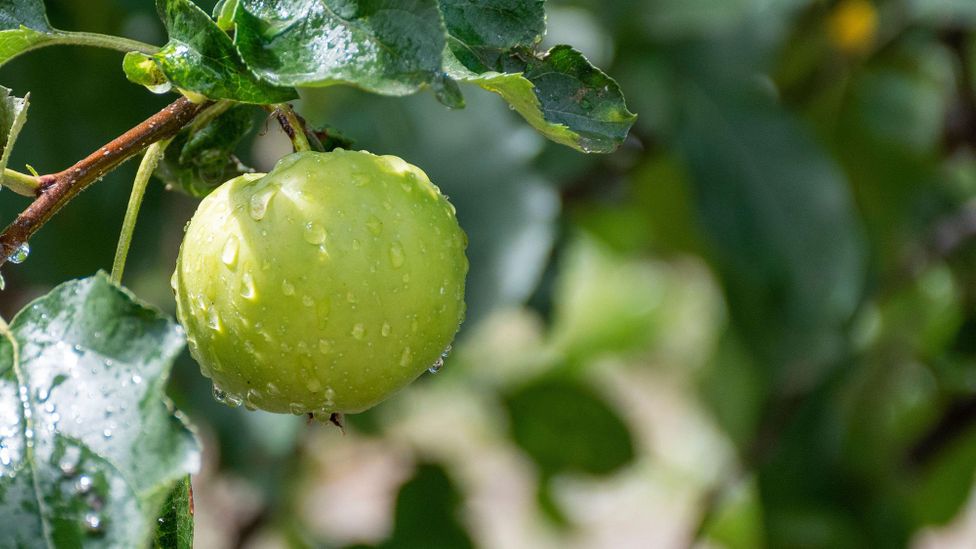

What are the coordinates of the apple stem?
(272, 104, 323, 153)
(0, 97, 210, 267)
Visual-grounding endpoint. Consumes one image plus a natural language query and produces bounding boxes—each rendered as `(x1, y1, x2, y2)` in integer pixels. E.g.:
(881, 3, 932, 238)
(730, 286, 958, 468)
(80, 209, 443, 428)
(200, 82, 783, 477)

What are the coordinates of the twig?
(0, 97, 209, 266)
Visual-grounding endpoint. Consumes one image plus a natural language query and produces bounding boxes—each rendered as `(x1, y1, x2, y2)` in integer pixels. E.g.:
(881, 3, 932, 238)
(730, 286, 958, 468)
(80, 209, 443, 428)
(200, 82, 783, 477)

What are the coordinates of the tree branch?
(0, 97, 209, 267)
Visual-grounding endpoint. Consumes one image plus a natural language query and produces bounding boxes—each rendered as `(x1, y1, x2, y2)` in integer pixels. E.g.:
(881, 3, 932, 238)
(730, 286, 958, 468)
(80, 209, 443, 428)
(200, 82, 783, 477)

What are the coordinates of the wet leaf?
(0, 273, 199, 548)
(155, 103, 256, 197)
(0, 0, 58, 67)
(447, 45, 636, 153)
(233, 0, 448, 97)
(152, 476, 193, 549)
(140, 0, 296, 103)
(0, 84, 28, 177)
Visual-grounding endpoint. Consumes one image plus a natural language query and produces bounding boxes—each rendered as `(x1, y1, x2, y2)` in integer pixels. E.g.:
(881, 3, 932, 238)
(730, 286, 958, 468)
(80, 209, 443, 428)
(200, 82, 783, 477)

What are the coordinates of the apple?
(173, 150, 467, 415)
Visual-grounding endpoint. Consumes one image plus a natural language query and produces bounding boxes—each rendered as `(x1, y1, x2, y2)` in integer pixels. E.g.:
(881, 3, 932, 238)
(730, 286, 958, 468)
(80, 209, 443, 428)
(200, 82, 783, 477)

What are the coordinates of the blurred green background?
(4, 0, 976, 547)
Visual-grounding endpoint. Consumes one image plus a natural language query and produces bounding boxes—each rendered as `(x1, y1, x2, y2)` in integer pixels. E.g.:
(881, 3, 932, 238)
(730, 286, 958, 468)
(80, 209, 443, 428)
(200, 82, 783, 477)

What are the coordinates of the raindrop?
(306, 377, 322, 392)
(302, 295, 314, 307)
(221, 236, 239, 268)
(388, 242, 405, 268)
(102, 429, 112, 439)
(240, 272, 256, 299)
(249, 185, 277, 220)
(289, 402, 305, 415)
(428, 356, 444, 374)
(224, 392, 243, 408)
(400, 347, 412, 367)
(83, 512, 103, 533)
(303, 222, 326, 245)
(381, 322, 391, 337)
(351, 323, 365, 340)
(366, 215, 383, 235)
(244, 389, 260, 411)
(75, 475, 93, 494)
(59, 447, 81, 476)
(318, 339, 333, 354)
(207, 307, 222, 332)
(212, 384, 227, 403)
(8, 243, 29, 264)
(352, 172, 369, 187)
(147, 81, 172, 94)
(281, 279, 295, 296)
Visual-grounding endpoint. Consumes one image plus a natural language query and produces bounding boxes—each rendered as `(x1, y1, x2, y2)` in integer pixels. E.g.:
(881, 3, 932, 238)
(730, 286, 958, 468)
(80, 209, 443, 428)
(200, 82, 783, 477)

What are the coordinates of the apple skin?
(173, 150, 468, 414)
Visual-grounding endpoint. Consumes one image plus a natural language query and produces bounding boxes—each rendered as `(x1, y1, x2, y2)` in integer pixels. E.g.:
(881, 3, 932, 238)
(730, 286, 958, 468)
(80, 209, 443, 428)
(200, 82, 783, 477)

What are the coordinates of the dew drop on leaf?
(75, 475, 93, 494)
(83, 512, 103, 533)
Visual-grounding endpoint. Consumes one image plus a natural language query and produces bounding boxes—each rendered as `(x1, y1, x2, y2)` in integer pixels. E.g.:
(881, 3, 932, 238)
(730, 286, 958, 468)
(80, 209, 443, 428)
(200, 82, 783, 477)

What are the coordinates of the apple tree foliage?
(0, 0, 635, 546)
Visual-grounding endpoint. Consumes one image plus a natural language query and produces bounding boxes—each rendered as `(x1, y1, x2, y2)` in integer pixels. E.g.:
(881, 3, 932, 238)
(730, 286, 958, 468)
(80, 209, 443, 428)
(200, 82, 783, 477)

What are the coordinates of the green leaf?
(439, 0, 545, 70)
(677, 91, 866, 387)
(0, 0, 157, 68)
(155, 103, 255, 197)
(233, 0, 449, 97)
(0, 273, 200, 548)
(449, 45, 637, 153)
(0, 84, 28, 175)
(374, 463, 473, 549)
(145, 0, 296, 103)
(122, 51, 171, 93)
(152, 476, 193, 549)
(212, 0, 238, 31)
(0, 0, 57, 67)
(504, 377, 635, 476)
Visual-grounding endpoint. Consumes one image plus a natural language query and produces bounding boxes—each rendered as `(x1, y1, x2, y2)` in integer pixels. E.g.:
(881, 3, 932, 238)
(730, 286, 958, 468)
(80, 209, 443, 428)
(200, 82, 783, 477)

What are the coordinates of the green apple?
(173, 150, 468, 415)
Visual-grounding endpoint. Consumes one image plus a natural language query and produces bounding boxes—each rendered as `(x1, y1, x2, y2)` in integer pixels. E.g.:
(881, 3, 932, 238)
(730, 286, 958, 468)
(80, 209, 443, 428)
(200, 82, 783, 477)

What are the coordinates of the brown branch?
(0, 97, 209, 267)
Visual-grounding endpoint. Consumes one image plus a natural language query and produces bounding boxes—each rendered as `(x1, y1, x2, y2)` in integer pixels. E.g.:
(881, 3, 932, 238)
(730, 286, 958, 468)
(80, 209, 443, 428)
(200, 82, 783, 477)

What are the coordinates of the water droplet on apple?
(303, 222, 326, 245)
(249, 185, 277, 220)
(389, 242, 405, 268)
(221, 236, 239, 268)
(281, 279, 295, 296)
(240, 272, 256, 299)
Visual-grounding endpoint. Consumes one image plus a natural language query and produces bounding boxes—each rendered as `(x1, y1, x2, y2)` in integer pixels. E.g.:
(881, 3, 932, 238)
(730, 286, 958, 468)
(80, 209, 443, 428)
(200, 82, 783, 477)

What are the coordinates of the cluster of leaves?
(126, 0, 633, 154)
(0, 0, 637, 546)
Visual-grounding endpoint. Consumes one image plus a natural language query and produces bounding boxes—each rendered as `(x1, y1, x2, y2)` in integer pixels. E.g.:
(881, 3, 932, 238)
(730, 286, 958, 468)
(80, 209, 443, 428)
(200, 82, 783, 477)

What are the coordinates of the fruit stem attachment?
(1, 168, 41, 196)
(111, 139, 170, 285)
(0, 97, 209, 267)
(272, 104, 314, 152)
